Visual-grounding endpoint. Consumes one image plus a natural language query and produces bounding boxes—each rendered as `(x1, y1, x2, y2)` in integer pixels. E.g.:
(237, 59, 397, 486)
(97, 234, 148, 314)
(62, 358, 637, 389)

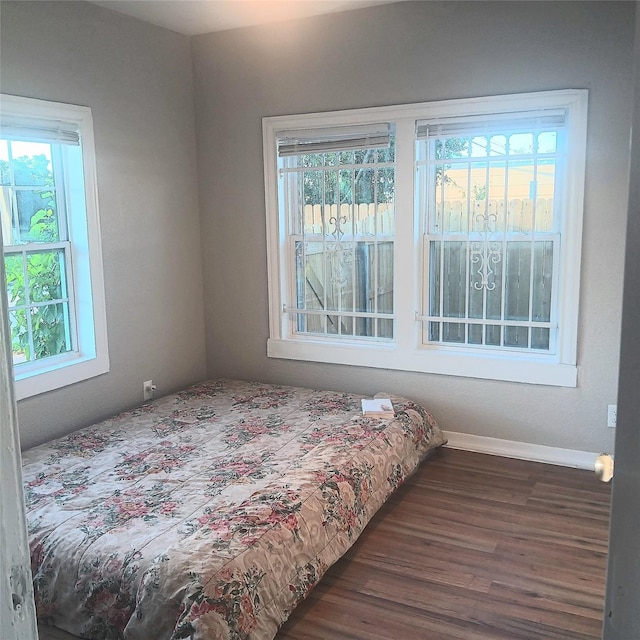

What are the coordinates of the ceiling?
(88, 0, 404, 36)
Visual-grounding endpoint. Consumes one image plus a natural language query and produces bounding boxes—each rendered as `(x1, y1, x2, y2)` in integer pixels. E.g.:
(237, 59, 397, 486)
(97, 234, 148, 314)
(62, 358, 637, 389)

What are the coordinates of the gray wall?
(1, 1, 633, 455)
(192, 0, 634, 454)
(1, 1, 207, 449)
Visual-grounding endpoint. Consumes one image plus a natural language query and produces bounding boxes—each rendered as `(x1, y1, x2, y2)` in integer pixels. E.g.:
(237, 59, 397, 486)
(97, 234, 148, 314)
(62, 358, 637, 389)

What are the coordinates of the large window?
(263, 90, 587, 386)
(277, 124, 396, 342)
(1, 95, 108, 399)
(417, 112, 565, 354)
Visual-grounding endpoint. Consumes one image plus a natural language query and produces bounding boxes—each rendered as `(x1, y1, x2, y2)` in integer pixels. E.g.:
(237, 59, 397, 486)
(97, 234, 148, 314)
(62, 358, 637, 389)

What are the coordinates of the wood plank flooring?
(276, 448, 610, 640)
(38, 448, 611, 640)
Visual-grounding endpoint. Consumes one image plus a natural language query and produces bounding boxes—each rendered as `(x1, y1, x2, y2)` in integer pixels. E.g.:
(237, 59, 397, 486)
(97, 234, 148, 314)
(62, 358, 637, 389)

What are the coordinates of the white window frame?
(263, 89, 587, 387)
(1, 94, 109, 400)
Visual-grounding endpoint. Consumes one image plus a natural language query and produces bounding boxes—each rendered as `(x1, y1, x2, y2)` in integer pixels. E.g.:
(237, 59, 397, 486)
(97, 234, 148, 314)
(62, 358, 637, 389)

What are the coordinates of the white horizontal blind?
(0, 119, 80, 146)
(416, 109, 566, 139)
(278, 123, 391, 156)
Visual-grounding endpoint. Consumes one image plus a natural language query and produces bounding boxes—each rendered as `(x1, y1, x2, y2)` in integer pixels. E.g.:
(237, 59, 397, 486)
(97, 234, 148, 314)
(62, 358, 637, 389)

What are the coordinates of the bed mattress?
(22, 379, 446, 639)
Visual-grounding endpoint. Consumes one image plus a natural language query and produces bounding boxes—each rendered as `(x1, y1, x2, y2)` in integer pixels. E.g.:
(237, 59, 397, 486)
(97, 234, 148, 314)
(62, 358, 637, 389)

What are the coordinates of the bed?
(22, 379, 446, 640)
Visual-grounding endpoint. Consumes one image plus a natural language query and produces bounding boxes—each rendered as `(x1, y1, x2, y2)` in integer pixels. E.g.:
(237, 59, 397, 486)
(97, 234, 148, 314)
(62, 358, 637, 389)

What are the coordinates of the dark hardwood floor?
(39, 448, 611, 640)
(276, 448, 611, 640)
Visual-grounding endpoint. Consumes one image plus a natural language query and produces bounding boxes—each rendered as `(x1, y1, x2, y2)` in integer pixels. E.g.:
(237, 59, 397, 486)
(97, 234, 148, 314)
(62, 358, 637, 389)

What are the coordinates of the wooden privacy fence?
(298, 198, 555, 348)
(303, 203, 394, 235)
(302, 198, 554, 236)
(439, 198, 554, 233)
(299, 240, 394, 339)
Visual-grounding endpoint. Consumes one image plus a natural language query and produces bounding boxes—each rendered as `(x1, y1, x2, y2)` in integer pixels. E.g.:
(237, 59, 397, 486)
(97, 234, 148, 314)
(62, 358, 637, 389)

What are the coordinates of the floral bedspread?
(22, 379, 446, 640)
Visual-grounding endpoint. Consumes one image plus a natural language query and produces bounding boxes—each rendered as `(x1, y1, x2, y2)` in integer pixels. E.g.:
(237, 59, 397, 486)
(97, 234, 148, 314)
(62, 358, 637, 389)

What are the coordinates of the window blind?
(277, 123, 391, 156)
(416, 109, 566, 139)
(0, 118, 81, 145)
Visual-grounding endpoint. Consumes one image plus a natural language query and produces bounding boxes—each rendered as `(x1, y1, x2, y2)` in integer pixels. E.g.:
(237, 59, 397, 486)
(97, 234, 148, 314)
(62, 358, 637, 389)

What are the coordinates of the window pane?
(15, 189, 60, 243)
(438, 167, 467, 232)
(378, 167, 395, 205)
(4, 254, 26, 306)
(531, 241, 553, 323)
(377, 136, 395, 163)
(489, 135, 507, 157)
(471, 136, 488, 157)
(355, 168, 375, 206)
(536, 160, 556, 231)
(436, 137, 468, 159)
(376, 242, 394, 314)
(442, 241, 466, 319)
(380, 319, 393, 339)
(11, 141, 53, 187)
(296, 240, 324, 309)
(531, 327, 550, 350)
(443, 321, 465, 343)
(27, 250, 66, 302)
(324, 152, 338, 167)
(504, 242, 531, 321)
(30, 302, 71, 359)
(338, 169, 353, 208)
(324, 170, 338, 206)
(504, 325, 529, 348)
(302, 170, 323, 207)
(339, 150, 353, 165)
(470, 162, 488, 224)
(469, 324, 483, 344)
(10, 308, 29, 364)
(538, 131, 557, 154)
(355, 243, 369, 313)
(487, 161, 506, 229)
(429, 241, 441, 317)
(506, 161, 535, 231)
(354, 148, 379, 164)
(508, 133, 533, 155)
(11, 302, 72, 364)
(485, 254, 503, 321)
(486, 324, 501, 346)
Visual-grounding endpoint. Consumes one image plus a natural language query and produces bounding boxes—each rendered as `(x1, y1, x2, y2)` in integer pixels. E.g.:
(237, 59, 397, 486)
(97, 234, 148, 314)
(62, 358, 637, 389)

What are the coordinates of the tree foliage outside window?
(298, 142, 395, 206)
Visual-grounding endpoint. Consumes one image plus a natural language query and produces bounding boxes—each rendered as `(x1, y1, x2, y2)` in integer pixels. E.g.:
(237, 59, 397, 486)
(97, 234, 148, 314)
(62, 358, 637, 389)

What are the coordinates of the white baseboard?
(443, 431, 600, 471)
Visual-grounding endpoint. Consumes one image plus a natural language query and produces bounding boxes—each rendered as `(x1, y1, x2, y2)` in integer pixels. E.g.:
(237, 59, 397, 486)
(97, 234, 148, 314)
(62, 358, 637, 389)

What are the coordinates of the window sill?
(267, 338, 577, 387)
(14, 352, 109, 401)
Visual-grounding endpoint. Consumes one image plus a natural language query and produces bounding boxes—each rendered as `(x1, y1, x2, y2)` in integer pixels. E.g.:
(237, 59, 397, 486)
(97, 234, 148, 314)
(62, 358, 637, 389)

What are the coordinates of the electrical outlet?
(143, 380, 155, 401)
(607, 404, 617, 428)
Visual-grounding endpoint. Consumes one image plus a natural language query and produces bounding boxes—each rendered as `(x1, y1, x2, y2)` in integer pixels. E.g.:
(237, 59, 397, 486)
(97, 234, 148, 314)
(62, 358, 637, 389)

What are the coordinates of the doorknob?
(594, 453, 614, 482)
